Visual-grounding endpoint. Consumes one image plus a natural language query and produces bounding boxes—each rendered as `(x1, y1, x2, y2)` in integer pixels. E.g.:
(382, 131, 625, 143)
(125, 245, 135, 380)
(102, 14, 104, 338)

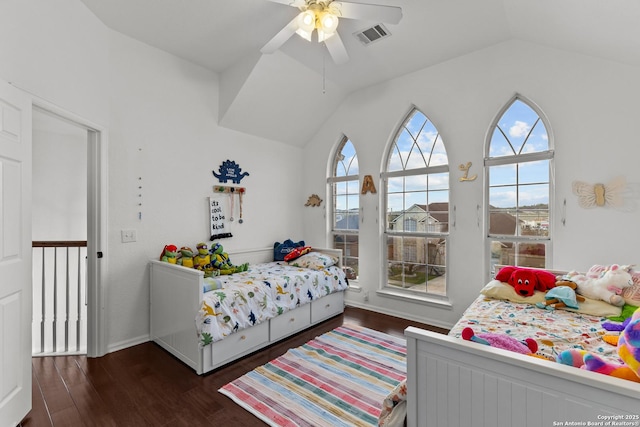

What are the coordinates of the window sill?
(376, 287, 453, 309)
(346, 281, 361, 292)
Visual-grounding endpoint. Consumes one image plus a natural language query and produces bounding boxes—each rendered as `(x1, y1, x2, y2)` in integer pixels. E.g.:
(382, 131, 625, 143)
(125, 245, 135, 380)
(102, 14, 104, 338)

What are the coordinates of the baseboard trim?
(107, 335, 150, 354)
(344, 301, 454, 331)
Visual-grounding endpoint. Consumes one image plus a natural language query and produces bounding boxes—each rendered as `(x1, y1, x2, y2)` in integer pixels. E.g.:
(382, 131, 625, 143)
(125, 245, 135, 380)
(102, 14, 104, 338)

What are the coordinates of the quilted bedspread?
(449, 294, 619, 362)
(196, 262, 347, 346)
(378, 295, 624, 427)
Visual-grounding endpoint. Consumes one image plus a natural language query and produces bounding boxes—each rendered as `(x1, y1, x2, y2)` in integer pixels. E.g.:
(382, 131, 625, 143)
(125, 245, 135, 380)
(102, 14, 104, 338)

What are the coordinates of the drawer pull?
(325, 304, 331, 308)
(290, 317, 295, 322)
(240, 335, 246, 340)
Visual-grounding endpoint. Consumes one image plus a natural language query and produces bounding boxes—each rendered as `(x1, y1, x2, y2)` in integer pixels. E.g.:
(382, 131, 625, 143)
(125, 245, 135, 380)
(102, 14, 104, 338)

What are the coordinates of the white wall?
(302, 40, 640, 329)
(106, 31, 303, 349)
(32, 110, 87, 241)
(1, 0, 304, 352)
(0, 0, 110, 126)
(5, 0, 640, 351)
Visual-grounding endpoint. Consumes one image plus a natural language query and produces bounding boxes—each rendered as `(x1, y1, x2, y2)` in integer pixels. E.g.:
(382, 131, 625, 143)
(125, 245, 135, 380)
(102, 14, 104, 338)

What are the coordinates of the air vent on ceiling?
(354, 23, 391, 45)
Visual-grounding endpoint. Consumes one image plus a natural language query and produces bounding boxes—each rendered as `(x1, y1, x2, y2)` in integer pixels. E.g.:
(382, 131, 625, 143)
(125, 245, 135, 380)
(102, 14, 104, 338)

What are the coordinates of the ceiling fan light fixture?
(263, 0, 402, 64)
(295, 10, 315, 41)
(318, 10, 339, 34)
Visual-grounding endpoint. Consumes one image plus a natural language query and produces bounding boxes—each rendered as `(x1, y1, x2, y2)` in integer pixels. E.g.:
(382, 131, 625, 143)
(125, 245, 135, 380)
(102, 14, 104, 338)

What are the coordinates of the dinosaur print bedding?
(196, 261, 348, 346)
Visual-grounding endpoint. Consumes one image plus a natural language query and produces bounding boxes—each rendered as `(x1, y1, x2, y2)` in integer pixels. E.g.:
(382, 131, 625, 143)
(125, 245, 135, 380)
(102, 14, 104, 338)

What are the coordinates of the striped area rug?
(219, 324, 407, 427)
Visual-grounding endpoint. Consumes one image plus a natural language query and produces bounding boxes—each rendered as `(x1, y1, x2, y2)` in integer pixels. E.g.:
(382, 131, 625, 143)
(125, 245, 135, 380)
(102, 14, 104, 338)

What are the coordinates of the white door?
(0, 80, 32, 425)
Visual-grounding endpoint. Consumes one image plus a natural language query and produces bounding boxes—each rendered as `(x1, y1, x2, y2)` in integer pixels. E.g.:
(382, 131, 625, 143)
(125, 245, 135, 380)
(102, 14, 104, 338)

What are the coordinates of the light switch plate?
(121, 229, 137, 243)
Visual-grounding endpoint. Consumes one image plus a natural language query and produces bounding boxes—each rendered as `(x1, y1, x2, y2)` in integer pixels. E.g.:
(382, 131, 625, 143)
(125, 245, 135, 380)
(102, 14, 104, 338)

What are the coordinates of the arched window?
(485, 95, 553, 273)
(382, 108, 449, 296)
(328, 137, 359, 280)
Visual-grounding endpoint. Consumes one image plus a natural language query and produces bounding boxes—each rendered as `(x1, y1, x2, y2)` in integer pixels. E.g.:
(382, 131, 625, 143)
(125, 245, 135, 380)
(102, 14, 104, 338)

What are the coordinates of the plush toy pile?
(557, 307, 640, 383)
(495, 264, 636, 310)
(160, 242, 248, 276)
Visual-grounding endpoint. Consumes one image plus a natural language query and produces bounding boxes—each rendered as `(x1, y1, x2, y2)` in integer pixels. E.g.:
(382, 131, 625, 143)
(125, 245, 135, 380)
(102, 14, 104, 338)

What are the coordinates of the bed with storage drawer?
(149, 247, 347, 375)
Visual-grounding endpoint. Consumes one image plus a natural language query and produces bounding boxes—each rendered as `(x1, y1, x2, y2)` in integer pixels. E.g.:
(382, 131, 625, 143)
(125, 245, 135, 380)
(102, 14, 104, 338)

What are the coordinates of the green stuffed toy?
(160, 244, 178, 264)
(203, 263, 220, 278)
(210, 242, 248, 275)
(177, 246, 195, 268)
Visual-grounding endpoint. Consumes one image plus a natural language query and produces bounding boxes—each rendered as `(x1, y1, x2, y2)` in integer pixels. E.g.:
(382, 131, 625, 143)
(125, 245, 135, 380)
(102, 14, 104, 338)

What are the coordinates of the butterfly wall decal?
(571, 176, 629, 209)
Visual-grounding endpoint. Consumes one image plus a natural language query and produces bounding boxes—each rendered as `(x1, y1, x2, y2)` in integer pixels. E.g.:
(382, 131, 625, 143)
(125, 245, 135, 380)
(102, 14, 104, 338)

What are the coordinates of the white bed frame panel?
(150, 247, 345, 375)
(405, 327, 640, 427)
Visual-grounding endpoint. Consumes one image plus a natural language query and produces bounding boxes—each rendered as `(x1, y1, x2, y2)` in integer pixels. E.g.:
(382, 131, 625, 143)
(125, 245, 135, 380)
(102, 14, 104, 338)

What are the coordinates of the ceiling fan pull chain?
(322, 49, 326, 94)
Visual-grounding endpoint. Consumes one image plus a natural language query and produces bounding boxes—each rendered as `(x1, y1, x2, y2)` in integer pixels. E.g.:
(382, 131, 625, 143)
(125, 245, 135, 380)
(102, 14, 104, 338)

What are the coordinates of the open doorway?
(31, 106, 106, 357)
(32, 109, 87, 355)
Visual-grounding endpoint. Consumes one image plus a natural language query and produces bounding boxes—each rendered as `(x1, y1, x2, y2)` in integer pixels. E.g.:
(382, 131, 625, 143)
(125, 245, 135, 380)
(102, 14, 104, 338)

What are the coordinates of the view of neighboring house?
(488, 205, 548, 269)
(388, 202, 450, 233)
(333, 209, 360, 278)
(334, 209, 360, 231)
(388, 202, 529, 235)
(385, 202, 547, 292)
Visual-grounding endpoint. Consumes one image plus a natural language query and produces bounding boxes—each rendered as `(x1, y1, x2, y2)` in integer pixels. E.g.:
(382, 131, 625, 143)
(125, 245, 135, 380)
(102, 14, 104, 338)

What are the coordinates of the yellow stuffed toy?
(177, 246, 195, 268)
(193, 242, 211, 270)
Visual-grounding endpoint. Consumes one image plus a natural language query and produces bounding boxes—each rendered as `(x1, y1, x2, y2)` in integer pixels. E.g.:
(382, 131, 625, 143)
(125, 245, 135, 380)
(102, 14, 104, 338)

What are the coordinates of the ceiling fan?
(261, 0, 402, 65)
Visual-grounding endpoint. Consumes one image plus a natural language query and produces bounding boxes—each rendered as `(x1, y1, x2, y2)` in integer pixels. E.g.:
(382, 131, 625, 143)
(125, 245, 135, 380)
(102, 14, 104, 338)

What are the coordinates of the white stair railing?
(32, 241, 87, 355)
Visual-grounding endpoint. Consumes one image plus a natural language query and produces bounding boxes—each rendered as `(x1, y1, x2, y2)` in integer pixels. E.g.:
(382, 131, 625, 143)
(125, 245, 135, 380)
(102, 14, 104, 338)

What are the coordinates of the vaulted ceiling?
(79, 0, 640, 146)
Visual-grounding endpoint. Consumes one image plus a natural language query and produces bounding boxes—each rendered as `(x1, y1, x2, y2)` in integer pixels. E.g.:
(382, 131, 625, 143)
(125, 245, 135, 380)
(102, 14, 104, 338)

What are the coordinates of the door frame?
(32, 99, 108, 357)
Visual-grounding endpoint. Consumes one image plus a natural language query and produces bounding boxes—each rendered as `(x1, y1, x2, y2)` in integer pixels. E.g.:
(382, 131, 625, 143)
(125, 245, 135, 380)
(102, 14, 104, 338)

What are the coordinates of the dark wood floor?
(22, 306, 448, 427)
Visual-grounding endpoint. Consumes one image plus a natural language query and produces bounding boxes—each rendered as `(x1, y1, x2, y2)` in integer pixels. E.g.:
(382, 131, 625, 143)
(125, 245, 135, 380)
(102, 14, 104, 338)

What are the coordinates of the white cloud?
(509, 121, 531, 138)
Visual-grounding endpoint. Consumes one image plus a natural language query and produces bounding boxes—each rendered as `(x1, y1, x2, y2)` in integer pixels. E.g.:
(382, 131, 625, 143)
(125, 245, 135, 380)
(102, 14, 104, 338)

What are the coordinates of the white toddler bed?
(403, 272, 640, 427)
(405, 327, 639, 427)
(150, 247, 347, 375)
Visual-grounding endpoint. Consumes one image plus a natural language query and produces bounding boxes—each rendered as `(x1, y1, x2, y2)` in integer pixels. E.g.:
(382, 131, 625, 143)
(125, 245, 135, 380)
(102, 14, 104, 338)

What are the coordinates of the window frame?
(381, 107, 450, 301)
(484, 94, 555, 279)
(328, 135, 360, 282)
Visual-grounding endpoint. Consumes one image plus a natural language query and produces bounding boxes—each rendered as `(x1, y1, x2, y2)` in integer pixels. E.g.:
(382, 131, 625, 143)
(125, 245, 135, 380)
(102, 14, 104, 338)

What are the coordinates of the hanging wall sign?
(212, 160, 250, 184)
(209, 197, 232, 240)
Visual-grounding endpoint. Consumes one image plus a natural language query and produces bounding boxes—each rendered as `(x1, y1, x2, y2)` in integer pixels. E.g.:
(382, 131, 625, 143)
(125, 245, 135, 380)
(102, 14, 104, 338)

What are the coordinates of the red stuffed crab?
(495, 266, 557, 297)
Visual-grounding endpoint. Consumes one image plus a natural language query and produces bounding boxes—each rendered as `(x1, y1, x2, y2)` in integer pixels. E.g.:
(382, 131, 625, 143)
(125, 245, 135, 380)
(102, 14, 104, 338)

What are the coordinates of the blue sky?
(335, 101, 551, 213)
(488, 100, 550, 208)
(387, 110, 449, 212)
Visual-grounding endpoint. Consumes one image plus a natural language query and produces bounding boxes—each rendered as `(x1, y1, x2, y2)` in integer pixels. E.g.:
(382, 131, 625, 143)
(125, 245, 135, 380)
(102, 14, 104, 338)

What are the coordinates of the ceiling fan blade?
(330, 1, 402, 24)
(324, 32, 349, 64)
(265, 0, 307, 7)
(261, 16, 300, 54)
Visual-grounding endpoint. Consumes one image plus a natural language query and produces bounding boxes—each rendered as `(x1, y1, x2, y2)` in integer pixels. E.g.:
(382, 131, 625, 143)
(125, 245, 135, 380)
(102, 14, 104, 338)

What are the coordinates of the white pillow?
(287, 252, 338, 270)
